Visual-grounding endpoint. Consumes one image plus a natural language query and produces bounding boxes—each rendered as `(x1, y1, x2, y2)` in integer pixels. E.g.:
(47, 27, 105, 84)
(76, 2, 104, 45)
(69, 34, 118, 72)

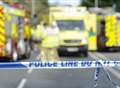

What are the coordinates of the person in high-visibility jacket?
(11, 23, 18, 51)
(23, 23, 31, 41)
(40, 22, 60, 61)
(23, 23, 32, 51)
(31, 24, 46, 51)
(11, 23, 18, 60)
(12, 23, 18, 39)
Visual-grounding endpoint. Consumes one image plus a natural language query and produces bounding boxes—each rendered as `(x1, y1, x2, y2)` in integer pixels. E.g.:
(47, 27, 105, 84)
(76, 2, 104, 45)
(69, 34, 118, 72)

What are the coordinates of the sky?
(48, 0, 81, 6)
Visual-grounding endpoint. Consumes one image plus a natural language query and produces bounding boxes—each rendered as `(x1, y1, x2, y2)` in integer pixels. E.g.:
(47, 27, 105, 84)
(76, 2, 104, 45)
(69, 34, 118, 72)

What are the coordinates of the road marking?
(17, 52, 40, 88)
(106, 67, 120, 79)
(89, 52, 120, 79)
(17, 78, 27, 88)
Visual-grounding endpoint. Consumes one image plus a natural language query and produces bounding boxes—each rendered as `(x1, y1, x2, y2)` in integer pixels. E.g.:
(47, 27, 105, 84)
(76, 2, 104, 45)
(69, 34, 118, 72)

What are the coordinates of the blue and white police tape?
(94, 67, 100, 88)
(0, 60, 119, 69)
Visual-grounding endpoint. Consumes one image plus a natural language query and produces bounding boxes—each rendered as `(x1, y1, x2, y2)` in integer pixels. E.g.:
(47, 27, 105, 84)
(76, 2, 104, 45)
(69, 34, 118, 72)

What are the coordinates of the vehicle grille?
(64, 40, 81, 43)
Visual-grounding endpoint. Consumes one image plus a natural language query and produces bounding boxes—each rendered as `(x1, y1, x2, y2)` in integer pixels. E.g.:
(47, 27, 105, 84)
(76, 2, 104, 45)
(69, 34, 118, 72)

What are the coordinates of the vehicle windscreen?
(56, 20, 85, 30)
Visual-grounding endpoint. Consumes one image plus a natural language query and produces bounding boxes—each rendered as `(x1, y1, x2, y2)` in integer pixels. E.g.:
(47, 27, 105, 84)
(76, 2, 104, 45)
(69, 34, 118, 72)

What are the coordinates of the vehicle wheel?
(58, 51, 67, 57)
(58, 51, 62, 57)
(84, 51, 88, 57)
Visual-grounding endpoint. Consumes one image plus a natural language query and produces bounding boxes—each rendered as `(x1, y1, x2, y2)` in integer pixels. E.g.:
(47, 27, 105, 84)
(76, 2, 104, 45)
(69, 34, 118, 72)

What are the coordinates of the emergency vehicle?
(0, 2, 30, 61)
(90, 8, 120, 51)
(47, 7, 92, 56)
(97, 15, 120, 51)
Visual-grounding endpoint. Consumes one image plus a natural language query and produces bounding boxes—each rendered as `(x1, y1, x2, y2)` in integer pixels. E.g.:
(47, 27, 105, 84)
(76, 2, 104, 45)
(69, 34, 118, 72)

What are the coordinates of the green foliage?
(17, 0, 49, 23)
(81, 0, 94, 7)
(115, 0, 120, 11)
(81, 0, 120, 11)
(34, 0, 49, 23)
(81, 0, 112, 7)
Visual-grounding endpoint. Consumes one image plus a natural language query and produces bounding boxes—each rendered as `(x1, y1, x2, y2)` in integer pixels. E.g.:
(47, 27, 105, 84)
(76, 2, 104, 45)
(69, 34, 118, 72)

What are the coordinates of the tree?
(81, 0, 94, 7)
(81, 0, 112, 7)
(34, 0, 49, 23)
(115, 0, 120, 12)
(81, 0, 120, 12)
(23, 0, 49, 23)
(15, 0, 49, 23)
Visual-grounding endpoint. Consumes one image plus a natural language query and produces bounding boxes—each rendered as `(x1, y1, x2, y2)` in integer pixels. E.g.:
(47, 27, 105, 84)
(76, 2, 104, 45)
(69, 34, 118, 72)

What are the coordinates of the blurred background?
(1, 0, 120, 61)
(0, 0, 119, 88)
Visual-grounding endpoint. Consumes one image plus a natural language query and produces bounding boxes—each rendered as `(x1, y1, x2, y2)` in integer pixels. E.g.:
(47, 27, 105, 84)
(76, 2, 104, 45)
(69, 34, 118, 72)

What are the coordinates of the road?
(0, 52, 120, 88)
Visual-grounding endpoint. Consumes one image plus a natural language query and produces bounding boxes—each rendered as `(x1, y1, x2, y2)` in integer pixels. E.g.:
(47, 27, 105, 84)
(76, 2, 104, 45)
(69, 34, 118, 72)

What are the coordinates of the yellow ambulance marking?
(0, 6, 5, 56)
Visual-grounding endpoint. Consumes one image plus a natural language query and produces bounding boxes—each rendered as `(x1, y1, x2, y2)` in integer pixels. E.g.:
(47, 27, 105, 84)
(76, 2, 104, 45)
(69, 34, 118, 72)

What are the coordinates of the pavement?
(0, 51, 120, 88)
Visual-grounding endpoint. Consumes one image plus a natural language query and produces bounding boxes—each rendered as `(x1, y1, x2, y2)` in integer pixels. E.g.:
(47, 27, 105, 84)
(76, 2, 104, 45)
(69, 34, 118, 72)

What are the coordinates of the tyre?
(80, 51, 88, 57)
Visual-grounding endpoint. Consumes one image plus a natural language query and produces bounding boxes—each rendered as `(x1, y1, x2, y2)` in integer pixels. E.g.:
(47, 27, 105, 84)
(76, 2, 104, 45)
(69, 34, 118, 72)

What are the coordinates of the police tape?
(94, 67, 100, 88)
(0, 60, 120, 69)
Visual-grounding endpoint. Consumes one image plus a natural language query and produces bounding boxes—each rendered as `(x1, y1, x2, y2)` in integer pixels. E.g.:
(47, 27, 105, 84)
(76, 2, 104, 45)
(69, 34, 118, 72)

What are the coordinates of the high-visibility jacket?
(41, 26, 60, 48)
(31, 25, 46, 41)
(11, 23, 18, 38)
(24, 24, 31, 39)
(31, 25, 60, 48)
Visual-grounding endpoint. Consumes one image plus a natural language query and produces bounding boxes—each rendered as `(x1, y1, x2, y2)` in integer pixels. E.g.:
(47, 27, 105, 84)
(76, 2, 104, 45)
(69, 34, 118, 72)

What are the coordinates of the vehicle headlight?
(82, 38, 88, 44)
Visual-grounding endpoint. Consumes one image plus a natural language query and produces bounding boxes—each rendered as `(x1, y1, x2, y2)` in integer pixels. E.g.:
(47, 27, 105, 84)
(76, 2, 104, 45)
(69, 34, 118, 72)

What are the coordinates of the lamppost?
(32, 0, 35, 16)
(95, 0, 98, 8)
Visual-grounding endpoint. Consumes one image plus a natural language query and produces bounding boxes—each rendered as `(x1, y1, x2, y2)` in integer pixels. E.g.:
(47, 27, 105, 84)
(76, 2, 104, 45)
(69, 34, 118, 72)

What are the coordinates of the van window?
(57, 20, 85, 30)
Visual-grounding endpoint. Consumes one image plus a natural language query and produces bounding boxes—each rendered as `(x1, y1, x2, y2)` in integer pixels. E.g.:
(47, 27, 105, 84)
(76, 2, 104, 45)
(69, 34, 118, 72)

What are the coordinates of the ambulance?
(90, 8, 120, 51)
(47, 7, 91, 56)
